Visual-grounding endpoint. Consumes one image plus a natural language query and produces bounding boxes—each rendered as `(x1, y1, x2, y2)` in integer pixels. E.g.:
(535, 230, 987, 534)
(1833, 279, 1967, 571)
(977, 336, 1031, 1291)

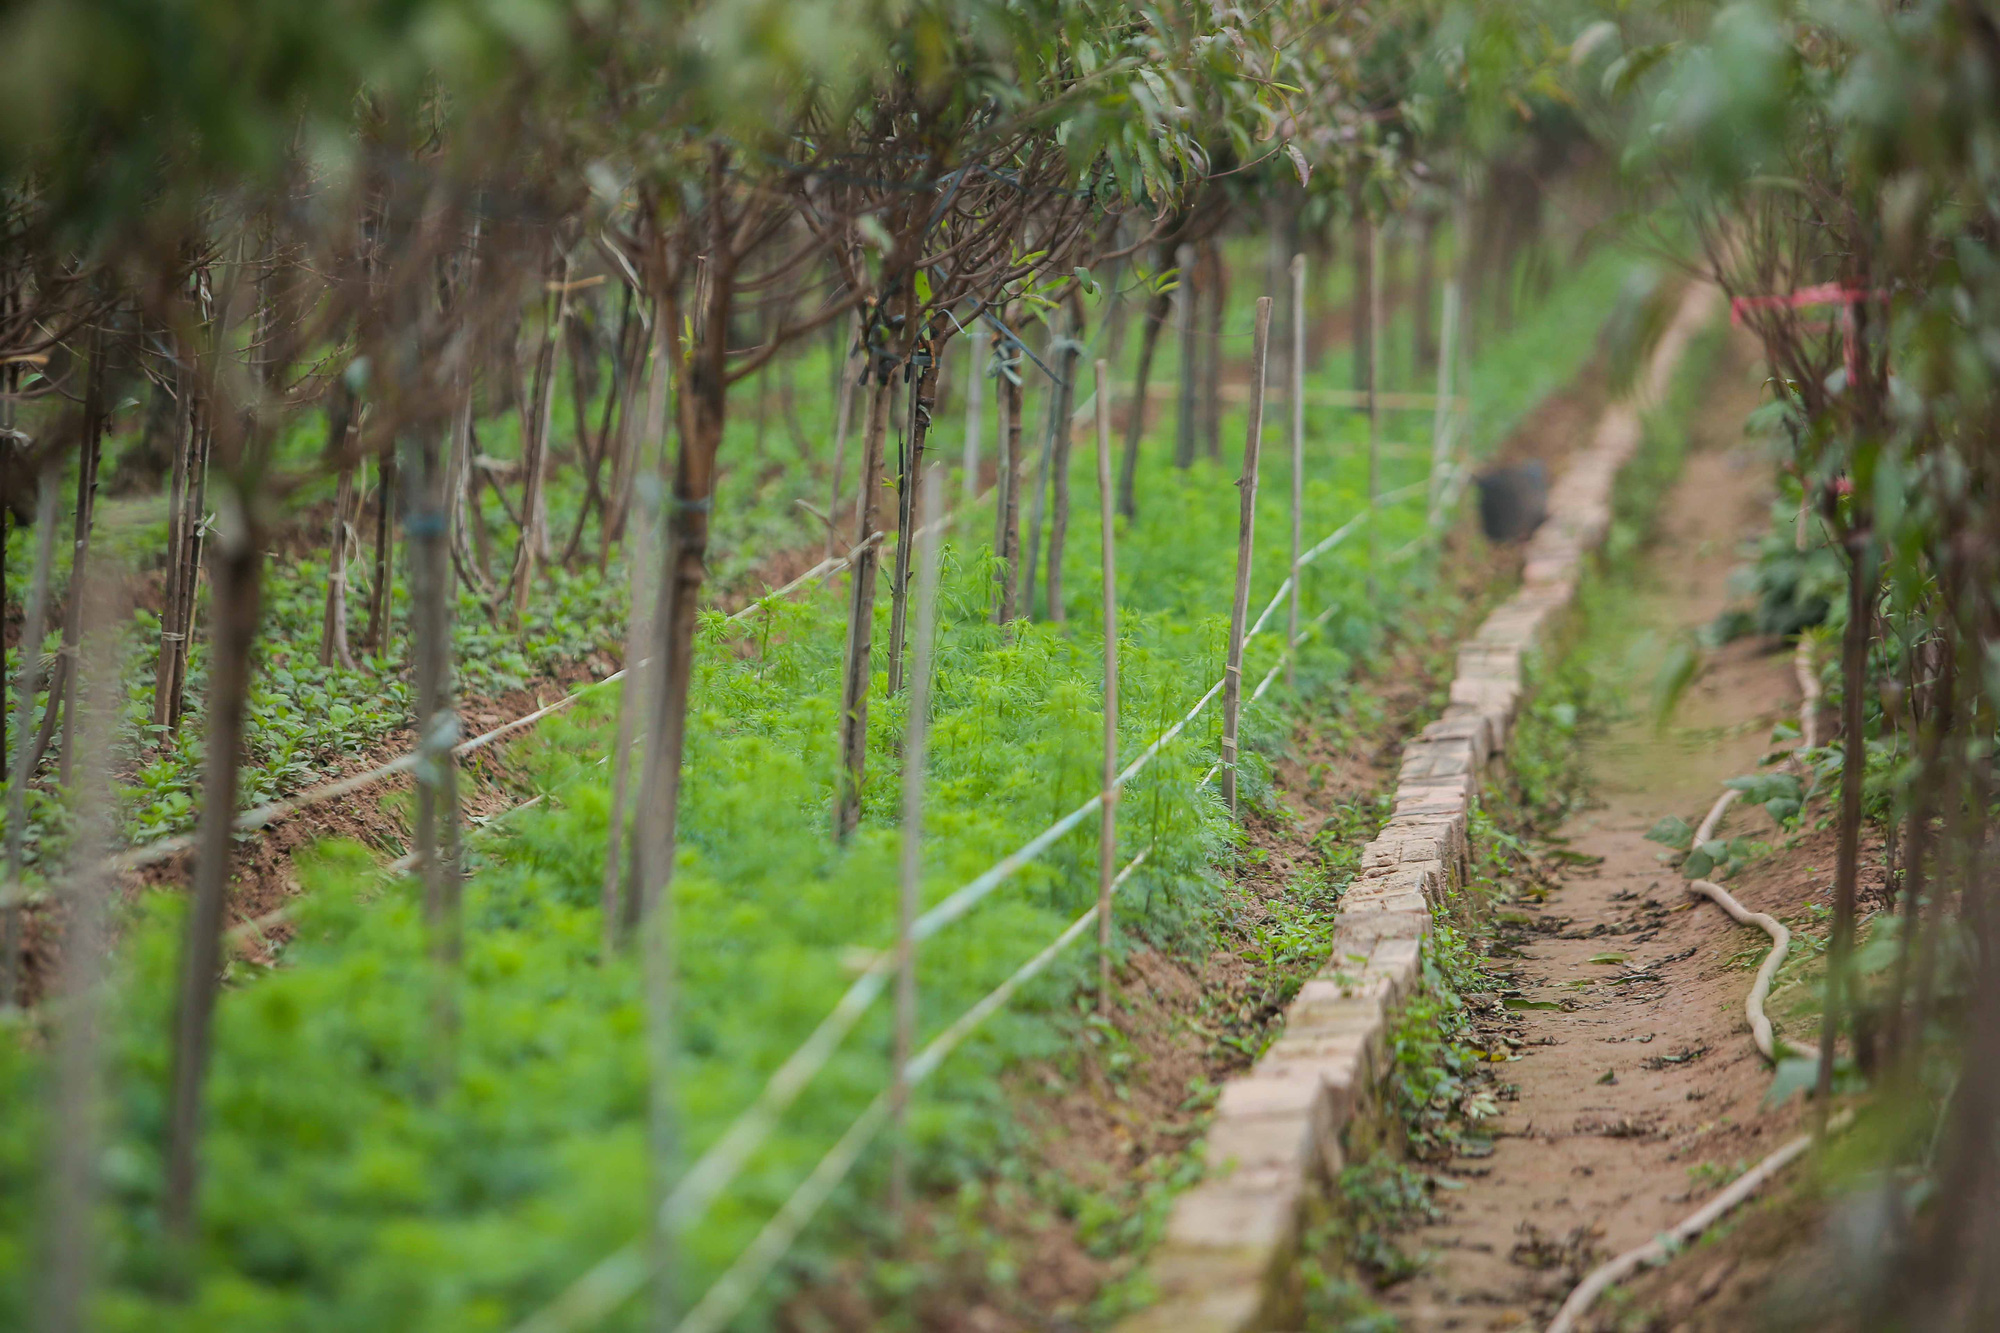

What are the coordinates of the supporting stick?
(890, 464, 944, 1221)
(1094, 361, 1120, 1014)
(1222, 298, 1274, 817)
(1367, 222, 1382, 588)
(961, 326, 985, 507)
(826, 322, 859, 558)
(1427, 279, 1461, 525)
(1286, 254, 1306, 689)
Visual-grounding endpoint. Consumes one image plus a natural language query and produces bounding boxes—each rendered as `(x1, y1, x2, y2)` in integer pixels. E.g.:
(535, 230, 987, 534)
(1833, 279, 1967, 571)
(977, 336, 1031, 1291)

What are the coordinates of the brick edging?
(1116, 284, 1720, 1333)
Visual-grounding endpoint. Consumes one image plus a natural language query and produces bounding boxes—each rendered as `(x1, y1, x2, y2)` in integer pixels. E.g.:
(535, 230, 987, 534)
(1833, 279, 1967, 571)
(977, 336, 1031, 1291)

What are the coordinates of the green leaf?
(1503, 998, 1564, 1012)
(1284, 140, 1310, 186)
(1764, 1055, 1821, 1107)
(1645, 815, 1693, 851)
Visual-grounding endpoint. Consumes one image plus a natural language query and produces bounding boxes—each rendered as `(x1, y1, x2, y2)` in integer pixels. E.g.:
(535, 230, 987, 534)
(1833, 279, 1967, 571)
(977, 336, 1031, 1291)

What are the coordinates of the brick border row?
(1116, 285, 1719, 1332)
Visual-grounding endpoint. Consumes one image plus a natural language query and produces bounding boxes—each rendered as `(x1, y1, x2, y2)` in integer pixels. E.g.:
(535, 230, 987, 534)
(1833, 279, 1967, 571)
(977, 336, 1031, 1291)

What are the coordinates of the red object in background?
(1729, 283, 1888, 384)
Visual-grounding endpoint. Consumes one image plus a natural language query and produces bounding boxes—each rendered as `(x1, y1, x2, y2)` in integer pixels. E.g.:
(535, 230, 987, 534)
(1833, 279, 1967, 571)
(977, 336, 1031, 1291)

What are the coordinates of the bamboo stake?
(1094, 361, 1119, 1014)
(407, 414, 462, 1051)
(1427, 279, 1461, 524)
(2, 464, 59, 1011)
(1367, 222, 1382, 591)
(1222, 298, 1273, 817)
(890, 464, 943, 1223)
(826, 321, 859, 558)
(37, 567, 120, 1333)
(1351, 195, 1372, 394)
(1287, 254, 1306, 690)
(887, 354, 939, 693)
(961, 326, 985, 507)
(836, 377, 894, 838)
(605, 312, 670, 944)
(163, 473, 265, 1252)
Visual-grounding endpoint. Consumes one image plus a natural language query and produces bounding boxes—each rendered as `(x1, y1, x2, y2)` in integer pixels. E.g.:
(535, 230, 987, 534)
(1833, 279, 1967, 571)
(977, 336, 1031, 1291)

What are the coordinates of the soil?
(1371, 333, 1848, 1332)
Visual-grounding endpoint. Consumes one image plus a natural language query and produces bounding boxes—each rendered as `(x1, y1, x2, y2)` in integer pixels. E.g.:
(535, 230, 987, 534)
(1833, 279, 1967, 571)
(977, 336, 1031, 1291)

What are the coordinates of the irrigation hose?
(1547, 771, 1831, 1332)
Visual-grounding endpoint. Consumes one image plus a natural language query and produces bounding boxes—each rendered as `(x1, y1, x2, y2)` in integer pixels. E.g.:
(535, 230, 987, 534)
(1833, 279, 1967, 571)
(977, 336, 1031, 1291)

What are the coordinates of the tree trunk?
(1413, 212, 1438, 371)
(836, 378, 894, 838)
(318, 385, 359, 669)
(3, 463, 59, 1011)
(155, 362, 211, 731)
(1022, 321, 1060, 619)
(1173, 244, 1199, 469)
(363, 443, 395, 651)
(1815, 533, 1875, 1119)
(825, 317, 861, 557)
(163, 487, 264, 1251)
(1043, 328, 1082, 624)
(511, 254, 569, 621)
(887, 355, 941, 693)
(1117, 289, 1171, 518)
(1351, 204, 1374, 396)
(46, 345, 106, 785)
(406, 415, 462, 1077)
(565, 287, 636, 567)
(628, 234, 738, 1324)
(1199, 240, 1225, 461)
(605, 313, 671, 946)
(993, 373, 1024, 623)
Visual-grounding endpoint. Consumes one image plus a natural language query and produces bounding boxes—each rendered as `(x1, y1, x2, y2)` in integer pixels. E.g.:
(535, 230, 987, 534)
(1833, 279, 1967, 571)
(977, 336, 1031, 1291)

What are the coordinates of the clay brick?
(1164, 1180, 1301, 1251)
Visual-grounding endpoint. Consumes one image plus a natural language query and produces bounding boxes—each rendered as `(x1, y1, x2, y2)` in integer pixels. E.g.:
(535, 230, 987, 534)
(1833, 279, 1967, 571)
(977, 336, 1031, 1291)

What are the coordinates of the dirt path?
(1382, 338, 1818, 1332)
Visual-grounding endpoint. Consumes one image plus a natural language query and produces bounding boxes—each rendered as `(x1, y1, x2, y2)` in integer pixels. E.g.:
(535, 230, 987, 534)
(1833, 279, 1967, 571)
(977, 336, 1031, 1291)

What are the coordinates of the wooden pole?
(1222, 298, 1273, 817)
(1287, 254, 1306, 689)
(962, 326, 985, 507)
(164, 472, 265, 1252)
(888, 355, 939, 693)
(38, 568, 120, 1333)
(837, 376, 894, 838)
(604, 313, 671, 946)
(890, 463, 943, 1223)
(1428, 279, 1461, 525)
(406, 415, 462, 1062)
(826, 320, 859, 557)
(1094, 361, 1120, 1014)
(1367, 222, 1382, 590)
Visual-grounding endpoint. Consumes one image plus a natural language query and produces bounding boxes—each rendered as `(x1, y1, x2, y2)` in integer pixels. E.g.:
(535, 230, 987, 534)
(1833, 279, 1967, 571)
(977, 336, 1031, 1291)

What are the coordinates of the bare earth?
(1382, 339, 1822, 1332)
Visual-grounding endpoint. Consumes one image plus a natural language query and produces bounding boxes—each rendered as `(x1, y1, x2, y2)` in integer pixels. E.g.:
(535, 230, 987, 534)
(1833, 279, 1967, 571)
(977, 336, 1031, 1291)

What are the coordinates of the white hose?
(1548, 779, 1829, 1332)
(1544, 1124, 1826, 1333)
